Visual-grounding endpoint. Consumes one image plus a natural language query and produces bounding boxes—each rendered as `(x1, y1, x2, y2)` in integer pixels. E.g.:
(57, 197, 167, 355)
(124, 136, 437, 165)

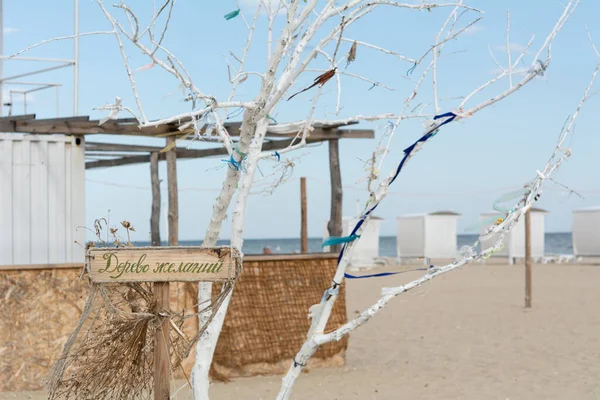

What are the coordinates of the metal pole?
(56, 85, 60, 117)
(0, 0, 4, 117)
(74, 0, 79, 116)
(23, 92, 27, 114)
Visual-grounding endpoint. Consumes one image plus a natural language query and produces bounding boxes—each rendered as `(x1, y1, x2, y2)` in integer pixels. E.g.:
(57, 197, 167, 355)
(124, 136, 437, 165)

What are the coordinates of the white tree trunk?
(191, 118, 268, 400)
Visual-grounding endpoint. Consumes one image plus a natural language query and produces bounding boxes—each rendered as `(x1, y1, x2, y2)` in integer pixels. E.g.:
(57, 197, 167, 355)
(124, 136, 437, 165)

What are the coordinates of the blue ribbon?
(322, 234, 360, 248)
(335, 111, 458, 279)
(222, 154, 245, 171)
(344, 266, 432, 279)
(407, 62, 417, 75)
(273, 151, 281, 161)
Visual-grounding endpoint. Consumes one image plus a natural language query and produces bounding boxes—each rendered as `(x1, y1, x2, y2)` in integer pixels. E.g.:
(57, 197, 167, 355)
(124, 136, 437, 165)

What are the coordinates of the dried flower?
(346, 41, 357, 68)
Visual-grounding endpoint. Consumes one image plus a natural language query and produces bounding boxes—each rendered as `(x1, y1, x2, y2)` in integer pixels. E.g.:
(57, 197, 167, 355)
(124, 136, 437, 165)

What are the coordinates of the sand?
(3, 263, 600, 399)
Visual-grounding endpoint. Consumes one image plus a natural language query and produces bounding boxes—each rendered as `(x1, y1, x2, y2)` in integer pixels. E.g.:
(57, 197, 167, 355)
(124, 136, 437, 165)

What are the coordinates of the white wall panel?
(0, 134, 85, 266)
(0, 138, 13, 264)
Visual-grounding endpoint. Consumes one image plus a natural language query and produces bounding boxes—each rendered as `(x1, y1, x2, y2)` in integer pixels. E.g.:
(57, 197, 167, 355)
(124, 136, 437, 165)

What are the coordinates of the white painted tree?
(4, 0, 589, 399)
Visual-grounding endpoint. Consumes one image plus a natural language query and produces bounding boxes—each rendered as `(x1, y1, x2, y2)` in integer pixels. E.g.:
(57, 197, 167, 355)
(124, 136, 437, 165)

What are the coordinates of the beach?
(2, 263, 599, 399)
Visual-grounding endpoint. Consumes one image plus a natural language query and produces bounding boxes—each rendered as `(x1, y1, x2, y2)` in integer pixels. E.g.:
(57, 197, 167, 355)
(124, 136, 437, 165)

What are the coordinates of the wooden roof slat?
(15, 119, 177, 136)
(0, 114, 36, 131)
(86, 141, 168, 152)
(85, 138, 326, 169)
(0, 114, 36, 121)
(33, 116, 90, 123)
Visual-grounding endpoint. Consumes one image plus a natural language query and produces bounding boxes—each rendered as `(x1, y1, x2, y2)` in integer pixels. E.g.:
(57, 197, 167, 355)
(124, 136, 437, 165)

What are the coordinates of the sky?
(3, 0, 600, 242)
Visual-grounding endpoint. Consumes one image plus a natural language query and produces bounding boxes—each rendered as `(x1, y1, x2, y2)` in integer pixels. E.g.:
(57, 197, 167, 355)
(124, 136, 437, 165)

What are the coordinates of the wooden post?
(525, 209, 532, 308)
(153, 137, 179, 399)
(166, 137, 179, 246)
(153, 281, 170, 400)
(150, 152, 161, 246)
(327, 139, 343, 253)
(300, 177, 308, 253)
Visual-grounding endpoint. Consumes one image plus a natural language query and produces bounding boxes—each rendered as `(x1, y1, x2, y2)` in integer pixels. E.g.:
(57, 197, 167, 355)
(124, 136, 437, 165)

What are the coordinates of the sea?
(132, 232, 574, 256)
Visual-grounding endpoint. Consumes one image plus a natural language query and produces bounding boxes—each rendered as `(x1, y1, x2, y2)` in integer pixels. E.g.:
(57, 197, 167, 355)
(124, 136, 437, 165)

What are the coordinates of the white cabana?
(396, 211, 460, 262)
(0, 134, 85, 266)
(479, 208, 547, 264)
(323, 216, 383, 268)
(572, 206, 600, 257)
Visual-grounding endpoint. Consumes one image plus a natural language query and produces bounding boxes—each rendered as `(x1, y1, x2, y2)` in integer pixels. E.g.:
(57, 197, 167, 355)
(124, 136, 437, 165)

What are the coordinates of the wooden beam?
(15, 119, 176, 136)
(0, 114, 36, 131)
(86, 141, 169, 152)
(525, 210, 532, 308)
(85, 138, 327, 169)
(7, 116, 373, 139)
(0, 114, 36, 121)
(327, 139, 343, 253)
(301, 177, 308, 253)
(150, 152, 161, 246)
(33, 116, 90, 122)
(86, 152, 149, 158)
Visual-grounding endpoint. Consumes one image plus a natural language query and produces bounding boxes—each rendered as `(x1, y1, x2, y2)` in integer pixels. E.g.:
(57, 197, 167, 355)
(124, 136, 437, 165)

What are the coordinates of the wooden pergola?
(0, 114, 374, 249)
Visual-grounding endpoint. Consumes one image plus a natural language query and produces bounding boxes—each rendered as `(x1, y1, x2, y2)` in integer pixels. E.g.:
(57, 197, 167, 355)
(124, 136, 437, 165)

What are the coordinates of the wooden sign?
(86, 246, 239, 283)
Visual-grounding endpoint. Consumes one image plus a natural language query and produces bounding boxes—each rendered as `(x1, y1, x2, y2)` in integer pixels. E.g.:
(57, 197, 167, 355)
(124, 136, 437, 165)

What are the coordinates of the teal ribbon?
(322, 234, 360, 248)
(224, 9, 240, 20)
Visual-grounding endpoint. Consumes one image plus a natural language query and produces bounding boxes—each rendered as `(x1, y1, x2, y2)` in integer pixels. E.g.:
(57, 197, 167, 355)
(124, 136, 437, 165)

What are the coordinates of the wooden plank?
(30, 140, 49, 263)
(87, 247, 238, 282)
(300, 177, 308, 253)
(0, 138, 14, 264)
(15, 119, 178, 136)
(48, 141, 66, 263)
(525, 210, 532, 308)
(85, 138, 327, 169)
(33, 116, 90, 123)
(327, 139, 343, 253)
(10, 118, 374, 139)
(0, 114, 36, 132)
(86, 141, 167, 152)
(71, 136, 86, 262)
(150, 152, 161, 246)
(0, 114, 36, 122)
(153, 281, 170, 400)
(86, 152, 148, 157)
(166, 137, 178, 246)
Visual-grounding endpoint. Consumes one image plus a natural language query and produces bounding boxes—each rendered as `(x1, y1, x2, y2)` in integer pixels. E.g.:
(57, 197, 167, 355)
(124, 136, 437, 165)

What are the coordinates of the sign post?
(86, 246, 239, 399)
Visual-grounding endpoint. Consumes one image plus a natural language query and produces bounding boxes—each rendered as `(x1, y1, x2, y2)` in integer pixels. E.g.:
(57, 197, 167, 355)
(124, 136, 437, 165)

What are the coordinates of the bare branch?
(340, 38, 415, 63)
(0, 31, 114, 60)
(506, 10, 513, 88)
(585, 25, 600, 59)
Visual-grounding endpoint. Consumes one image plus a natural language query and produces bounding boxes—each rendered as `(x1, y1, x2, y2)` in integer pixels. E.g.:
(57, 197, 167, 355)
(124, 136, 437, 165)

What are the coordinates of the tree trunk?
(191, 118, 268, 400)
